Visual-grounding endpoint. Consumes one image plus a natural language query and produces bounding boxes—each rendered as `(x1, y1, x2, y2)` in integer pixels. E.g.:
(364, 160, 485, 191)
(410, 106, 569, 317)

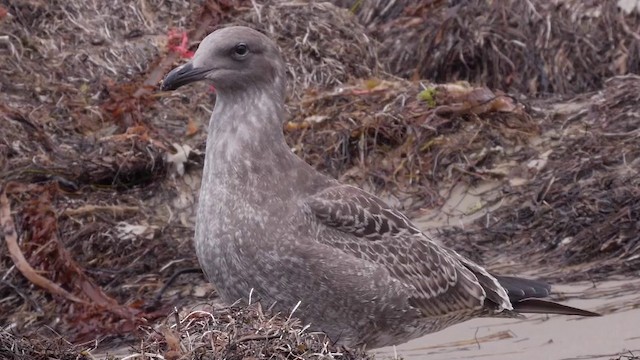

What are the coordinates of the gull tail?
(494, 275, 601, 317)
(512, 298, 600, 317)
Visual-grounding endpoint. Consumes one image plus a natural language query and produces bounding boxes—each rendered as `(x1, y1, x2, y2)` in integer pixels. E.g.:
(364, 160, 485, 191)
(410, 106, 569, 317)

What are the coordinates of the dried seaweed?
(0, 330, 85, 360)
(0, 0, 387, 356)
(0, 303, 369, 360)
(236, 1, 383, 98)
(334, 0, 640, 96)
(440, 75, 640, 281)
(286, 79, 534, 212)
(1, 0, 639, 358)
(132, 302, 371, 360)
(0, 0, 233, 348)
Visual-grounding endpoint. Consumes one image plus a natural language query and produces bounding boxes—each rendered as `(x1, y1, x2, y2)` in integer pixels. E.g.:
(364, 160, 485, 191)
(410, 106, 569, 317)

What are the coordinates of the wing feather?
(306, 185, 512, 317)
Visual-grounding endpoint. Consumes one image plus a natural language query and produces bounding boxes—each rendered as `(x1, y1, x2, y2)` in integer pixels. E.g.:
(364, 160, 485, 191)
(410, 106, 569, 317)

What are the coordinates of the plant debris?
(128, 302, 371, 360)
(236, 1, 383, 98)
(286, 78, 533, 212)
(0, 329, 87, 360)
(439, 75, 640, 281)
(1, 301, 371, 360)
(0, 0, 639, 358)
(334, 0, 640, 96)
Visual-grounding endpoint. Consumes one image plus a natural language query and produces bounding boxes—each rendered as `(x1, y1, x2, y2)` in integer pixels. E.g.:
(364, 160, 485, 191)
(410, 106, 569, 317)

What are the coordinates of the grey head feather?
(163, 26, 286, 97)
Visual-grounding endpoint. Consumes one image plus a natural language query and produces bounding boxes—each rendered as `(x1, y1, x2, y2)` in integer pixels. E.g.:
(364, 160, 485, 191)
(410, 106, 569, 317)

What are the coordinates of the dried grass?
(0, 0, 386, 356)
(334, 0, 640, 96)
(129, 302, 370, 360)
(0, 302, 369, 360)
(440, 75, 640, 281)
(0, 329, 84, 360)
(236, 1, 383, 98)
(286, 79, 535, 212)
(0, 0, 234, 344)
(0, 0, 639, 358)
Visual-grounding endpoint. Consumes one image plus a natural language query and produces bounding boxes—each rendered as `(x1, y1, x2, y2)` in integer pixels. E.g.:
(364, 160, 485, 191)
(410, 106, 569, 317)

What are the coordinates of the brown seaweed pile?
(0, 303, 369, 360)
(0, 0, 399, 356)
(287, 80, 533, 212)
(0, 329, 86, 360)
(334, 0, 640, 96)
(439, 75, 640, 281)
(236, 1, 383, 98)
(127, 302, 370, 360)
(1, 0, 639, 358)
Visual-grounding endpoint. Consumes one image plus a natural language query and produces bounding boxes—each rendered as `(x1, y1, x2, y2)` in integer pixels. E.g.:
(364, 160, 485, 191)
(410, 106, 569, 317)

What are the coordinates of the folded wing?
(306, 184, 513, 318)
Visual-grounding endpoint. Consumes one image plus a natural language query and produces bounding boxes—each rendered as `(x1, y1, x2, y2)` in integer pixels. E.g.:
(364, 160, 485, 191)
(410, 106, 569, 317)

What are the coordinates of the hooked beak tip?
(161, 62, 207, 91)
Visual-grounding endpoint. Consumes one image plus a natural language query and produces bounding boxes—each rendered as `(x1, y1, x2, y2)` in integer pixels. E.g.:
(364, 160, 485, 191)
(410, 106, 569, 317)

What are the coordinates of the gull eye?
(234, 43, 249, 57)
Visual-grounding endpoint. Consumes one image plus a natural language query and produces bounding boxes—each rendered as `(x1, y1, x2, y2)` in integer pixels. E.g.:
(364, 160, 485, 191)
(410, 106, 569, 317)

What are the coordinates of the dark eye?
(234, 43, 249, 57)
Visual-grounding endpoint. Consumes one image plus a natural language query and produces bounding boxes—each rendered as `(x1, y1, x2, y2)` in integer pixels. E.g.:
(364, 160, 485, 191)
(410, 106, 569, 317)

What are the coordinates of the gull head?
(161, 26, 285, 96)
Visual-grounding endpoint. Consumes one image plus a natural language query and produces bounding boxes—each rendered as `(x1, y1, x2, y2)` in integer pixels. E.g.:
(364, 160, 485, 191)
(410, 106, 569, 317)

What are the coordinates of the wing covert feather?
(306, 185, 511, 317)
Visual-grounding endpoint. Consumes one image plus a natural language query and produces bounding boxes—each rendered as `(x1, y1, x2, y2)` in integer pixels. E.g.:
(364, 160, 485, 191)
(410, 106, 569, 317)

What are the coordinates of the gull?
(161, 26, 599, 349)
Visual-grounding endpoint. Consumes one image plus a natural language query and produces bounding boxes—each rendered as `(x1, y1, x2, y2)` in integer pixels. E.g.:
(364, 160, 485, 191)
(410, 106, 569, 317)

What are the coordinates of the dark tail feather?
(512, 298, 601, 317)
(493, 275, 551, 302)
(494, 275, 601, 317)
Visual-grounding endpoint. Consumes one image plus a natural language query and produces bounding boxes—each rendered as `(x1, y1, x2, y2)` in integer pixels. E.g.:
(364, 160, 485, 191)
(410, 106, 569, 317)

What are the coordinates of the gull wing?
(305, 185, 512, 317)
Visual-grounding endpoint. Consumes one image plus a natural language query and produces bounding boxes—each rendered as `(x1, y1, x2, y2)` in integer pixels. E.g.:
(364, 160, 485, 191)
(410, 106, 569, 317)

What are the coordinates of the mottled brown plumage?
(161, 26, 599, 349)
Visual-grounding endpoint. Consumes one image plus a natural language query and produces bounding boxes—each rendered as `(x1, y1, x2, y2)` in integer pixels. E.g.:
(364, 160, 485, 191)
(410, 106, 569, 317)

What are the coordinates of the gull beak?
(161, 62, 211, 91)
